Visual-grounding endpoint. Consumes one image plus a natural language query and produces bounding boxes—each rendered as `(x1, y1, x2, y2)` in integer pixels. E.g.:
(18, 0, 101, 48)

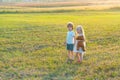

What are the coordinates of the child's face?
(77, 28, 82, 34)
(68, 26, 73, 31)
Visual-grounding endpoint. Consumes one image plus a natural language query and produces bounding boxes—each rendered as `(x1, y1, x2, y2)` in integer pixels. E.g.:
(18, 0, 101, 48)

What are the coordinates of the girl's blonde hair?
(76, 25, 85, 38)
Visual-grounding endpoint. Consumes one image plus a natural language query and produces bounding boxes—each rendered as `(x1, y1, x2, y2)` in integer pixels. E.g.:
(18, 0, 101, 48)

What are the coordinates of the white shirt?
(66, 31, 75, 44)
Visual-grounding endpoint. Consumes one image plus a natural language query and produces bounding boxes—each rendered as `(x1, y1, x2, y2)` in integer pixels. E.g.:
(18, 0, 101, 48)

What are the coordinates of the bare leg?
(66, 50, 71, 63)
(68, 50, 71, 59)
(76, 52, 78, 60)
(71, 51, 74, 60)
(74, 52, 78, 61)
(80, 53, 84, 62)
(77, 53, 81, 61)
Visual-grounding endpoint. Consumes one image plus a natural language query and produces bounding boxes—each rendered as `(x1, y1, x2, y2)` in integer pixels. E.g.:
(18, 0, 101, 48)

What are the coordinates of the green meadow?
(0, 5, 120, 80)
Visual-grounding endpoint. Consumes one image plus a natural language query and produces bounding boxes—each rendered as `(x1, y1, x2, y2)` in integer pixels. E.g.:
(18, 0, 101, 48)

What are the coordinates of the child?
(73, 25, 86, 63)
(65, 22, 75, 63)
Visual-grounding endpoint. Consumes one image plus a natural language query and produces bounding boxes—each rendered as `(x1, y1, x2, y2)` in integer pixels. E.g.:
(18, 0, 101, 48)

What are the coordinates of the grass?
(0, 7, 120, 80)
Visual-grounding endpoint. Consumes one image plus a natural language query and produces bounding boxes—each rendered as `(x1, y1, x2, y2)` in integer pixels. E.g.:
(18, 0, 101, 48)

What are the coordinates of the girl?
(73, 25, 86, 63)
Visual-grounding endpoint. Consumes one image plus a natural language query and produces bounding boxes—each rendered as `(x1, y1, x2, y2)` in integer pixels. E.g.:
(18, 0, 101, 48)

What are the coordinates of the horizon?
(0, 0, 120, 2)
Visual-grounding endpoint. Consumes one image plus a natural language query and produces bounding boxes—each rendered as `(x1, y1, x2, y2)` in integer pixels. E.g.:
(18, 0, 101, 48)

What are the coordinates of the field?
(0, 2, 120, 80)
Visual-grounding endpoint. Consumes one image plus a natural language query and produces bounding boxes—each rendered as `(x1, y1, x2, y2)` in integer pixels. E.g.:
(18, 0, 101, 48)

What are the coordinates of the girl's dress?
(73, 34, 86, 54)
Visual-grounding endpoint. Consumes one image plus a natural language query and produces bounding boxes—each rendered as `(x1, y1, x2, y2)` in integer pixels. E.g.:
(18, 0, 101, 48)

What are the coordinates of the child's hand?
(64, 41, 66, 46)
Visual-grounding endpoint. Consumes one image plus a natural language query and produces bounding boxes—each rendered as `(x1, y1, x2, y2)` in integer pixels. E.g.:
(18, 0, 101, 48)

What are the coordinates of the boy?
(65, 22, 75, 63)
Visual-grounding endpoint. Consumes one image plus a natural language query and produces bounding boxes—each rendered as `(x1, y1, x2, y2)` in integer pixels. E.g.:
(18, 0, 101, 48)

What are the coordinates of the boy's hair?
(67, 22, 74, 29)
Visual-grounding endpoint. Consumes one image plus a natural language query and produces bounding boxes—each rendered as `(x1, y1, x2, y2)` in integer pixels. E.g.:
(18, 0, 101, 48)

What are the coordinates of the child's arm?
(74, 36, 76, 45)
(73, 32, 76, 45)
(83, 35, 86, 42)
